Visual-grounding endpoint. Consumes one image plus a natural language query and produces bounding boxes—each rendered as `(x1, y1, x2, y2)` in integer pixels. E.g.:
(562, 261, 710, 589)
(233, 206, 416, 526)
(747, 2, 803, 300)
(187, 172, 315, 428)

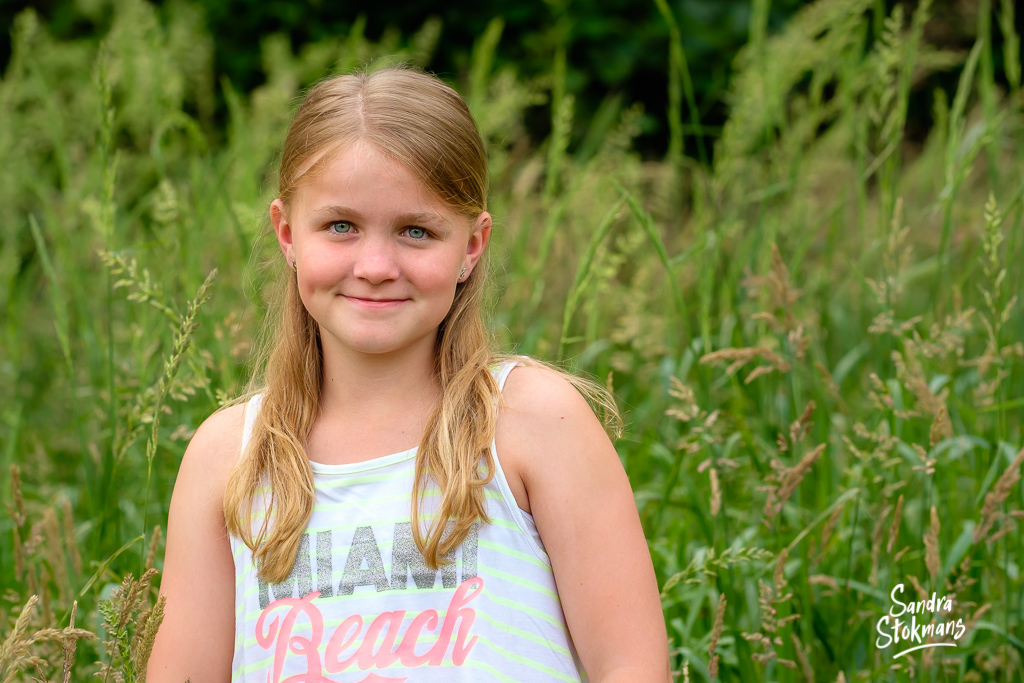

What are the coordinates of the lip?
(343, 295, 410, 309)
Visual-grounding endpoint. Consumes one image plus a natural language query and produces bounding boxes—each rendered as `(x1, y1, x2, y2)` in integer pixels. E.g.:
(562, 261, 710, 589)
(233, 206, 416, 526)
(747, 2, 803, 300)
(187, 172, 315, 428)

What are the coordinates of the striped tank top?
(230, 358, 586, 682)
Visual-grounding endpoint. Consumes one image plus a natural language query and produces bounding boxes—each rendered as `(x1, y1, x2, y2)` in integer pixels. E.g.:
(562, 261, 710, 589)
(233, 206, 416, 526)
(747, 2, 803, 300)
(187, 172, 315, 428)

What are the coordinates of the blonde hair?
(224, 66, 620, 583)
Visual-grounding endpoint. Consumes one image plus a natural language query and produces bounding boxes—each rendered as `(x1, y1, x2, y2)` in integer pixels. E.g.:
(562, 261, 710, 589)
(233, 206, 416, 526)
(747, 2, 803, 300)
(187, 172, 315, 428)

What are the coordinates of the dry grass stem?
(774, 547, 789, 593)
(973, 446, 1024, 544)
(930, 404, 953, 445)
(925, 505, 941, 580)
(771, 444, 826, 517)
(699, 346, 792, 383)
(661, 547, 774, 594)
(146, 525, 163, 572)
(809, 575, 839, 590)
(708, 592, 726, 679)
(61, 601, 79, 683)
(0, 595, 95, 682)
(908, 575, 929, 602)
(789, 400, 815, 444)
(870, 504, 888, 586)
(887, 494, 904, 553)
(791, 632, 814, 683)
(709, 468, 722, 516)
(818, 502, 845, 557)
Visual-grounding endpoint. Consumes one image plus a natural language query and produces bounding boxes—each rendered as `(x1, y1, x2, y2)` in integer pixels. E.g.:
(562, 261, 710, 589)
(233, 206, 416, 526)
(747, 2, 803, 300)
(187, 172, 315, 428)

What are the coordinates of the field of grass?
(1, 0, 1022, 680)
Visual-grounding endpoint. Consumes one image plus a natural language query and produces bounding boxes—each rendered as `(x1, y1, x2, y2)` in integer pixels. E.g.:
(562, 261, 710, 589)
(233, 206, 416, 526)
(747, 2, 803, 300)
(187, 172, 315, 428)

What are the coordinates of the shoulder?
(151, 401, 246, 681)
(500, 363, 598, 428)
(174, 400, 249, 495)
(163, 399, 248, 550)
(496, 364, 619, 512)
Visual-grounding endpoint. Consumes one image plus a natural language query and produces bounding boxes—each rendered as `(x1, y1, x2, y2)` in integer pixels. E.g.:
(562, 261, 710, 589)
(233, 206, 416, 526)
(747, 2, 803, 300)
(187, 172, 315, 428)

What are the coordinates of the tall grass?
(1, 0, 1022, 680)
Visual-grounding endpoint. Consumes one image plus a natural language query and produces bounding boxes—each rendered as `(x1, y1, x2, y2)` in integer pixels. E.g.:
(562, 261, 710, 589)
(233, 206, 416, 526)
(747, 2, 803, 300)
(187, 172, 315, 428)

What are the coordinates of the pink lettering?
(324, 614, 363, 672)
(253, 579, 483, 678)
(394, 610, 439, 667)
(355, 611, 406, 670)
(427, 578, 484, 666)
(255, 591, 330, 683)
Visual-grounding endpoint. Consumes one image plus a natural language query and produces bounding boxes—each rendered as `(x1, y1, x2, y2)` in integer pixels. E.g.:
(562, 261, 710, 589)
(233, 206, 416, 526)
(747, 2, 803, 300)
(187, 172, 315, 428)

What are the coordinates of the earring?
(291, 260, 297, 272)
(458, 266, 467, 282)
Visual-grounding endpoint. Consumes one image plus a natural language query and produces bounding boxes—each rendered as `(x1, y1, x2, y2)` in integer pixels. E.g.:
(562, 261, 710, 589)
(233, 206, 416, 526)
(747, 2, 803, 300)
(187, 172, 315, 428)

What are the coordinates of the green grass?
(1, 0, 1022, 681)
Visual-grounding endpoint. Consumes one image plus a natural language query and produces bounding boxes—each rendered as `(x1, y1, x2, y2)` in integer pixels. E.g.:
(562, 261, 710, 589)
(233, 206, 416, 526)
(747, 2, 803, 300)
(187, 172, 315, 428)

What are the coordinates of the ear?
(463, 211, 492, 274)
(270, 198, 293, 263)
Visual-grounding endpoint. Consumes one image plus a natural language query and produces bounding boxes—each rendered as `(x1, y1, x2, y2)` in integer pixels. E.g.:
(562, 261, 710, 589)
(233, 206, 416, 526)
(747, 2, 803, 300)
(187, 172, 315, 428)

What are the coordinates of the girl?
(149, 66, 669, 683)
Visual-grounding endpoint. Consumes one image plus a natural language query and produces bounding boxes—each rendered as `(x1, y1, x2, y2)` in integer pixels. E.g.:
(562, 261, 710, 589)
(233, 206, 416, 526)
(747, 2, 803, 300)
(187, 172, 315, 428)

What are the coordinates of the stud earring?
(458, 266, 467, 282)
(291, 260, 297, 272)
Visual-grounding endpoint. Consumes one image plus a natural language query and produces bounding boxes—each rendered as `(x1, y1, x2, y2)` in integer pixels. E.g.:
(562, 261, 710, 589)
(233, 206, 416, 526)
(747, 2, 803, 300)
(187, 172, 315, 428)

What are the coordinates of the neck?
(316, 330, 441, 426)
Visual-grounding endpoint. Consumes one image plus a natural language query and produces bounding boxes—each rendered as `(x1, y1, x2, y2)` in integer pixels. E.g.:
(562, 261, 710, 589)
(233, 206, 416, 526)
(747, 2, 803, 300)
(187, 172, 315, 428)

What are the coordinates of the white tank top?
(230, 358, 587, 682)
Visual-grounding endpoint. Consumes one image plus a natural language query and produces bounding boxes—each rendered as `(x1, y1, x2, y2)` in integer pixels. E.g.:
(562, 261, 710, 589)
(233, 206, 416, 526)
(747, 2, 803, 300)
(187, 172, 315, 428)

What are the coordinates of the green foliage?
(96, 570, 164, 683)
(1, 0, 1023, 681)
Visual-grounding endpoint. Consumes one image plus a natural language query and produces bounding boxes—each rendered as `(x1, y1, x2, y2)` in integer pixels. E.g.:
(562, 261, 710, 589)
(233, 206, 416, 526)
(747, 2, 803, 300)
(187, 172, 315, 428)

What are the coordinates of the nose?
(352, 233, 401, 284)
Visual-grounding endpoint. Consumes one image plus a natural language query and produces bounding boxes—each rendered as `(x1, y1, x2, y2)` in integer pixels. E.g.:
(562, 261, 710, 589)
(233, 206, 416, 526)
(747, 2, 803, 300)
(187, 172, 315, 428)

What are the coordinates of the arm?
(147, 402, 246, 683)
(496, 366, 671, 683)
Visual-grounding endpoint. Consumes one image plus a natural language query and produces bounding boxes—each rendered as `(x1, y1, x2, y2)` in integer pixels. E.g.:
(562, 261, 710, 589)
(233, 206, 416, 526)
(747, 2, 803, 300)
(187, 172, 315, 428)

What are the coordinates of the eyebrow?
(310, 204, 450, 226)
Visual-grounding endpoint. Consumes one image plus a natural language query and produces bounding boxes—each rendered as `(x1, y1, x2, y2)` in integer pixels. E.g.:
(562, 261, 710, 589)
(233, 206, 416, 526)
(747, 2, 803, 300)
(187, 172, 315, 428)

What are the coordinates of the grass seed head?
(973, 446, 1024, 544)
(709, 468, 722, 516)
(925, 505, 941, 581)
(708, 592, 726, 679)
(773, 443, 825, 516)
(791, 632, 813, 683)
(870, 504, 889, 586)
(929, 404, 953, 445)
(887, 494, 904, 553)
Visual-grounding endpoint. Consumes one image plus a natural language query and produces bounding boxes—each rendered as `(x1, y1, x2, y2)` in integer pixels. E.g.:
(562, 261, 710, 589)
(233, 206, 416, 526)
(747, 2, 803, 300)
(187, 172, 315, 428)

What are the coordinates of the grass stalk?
(558, 198, 624, 359)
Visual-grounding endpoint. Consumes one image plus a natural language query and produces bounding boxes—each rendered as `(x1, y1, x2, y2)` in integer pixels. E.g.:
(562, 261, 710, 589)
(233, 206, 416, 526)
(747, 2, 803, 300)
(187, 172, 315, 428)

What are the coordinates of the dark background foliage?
(4, 0, 1019, 160)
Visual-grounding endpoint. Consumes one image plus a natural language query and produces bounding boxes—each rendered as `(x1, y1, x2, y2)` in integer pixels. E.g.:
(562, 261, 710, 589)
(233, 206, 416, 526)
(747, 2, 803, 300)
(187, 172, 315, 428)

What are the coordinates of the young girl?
(149, 66, 669, 683)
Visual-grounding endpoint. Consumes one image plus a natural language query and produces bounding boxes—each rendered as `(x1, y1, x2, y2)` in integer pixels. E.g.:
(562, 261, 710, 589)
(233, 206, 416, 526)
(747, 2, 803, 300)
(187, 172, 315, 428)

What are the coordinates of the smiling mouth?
(343, 295, 409, 308)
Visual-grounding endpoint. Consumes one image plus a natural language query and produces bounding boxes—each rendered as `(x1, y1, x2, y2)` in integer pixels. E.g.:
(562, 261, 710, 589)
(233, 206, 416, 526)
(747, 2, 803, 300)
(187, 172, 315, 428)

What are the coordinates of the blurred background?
(1, 0, 1022, 681)
(3, 0, 1016, 157)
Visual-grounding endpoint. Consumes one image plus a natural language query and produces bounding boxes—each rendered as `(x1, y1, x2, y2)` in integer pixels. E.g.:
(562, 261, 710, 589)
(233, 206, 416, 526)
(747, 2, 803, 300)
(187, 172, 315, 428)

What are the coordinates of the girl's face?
(271, 142, 490, 360)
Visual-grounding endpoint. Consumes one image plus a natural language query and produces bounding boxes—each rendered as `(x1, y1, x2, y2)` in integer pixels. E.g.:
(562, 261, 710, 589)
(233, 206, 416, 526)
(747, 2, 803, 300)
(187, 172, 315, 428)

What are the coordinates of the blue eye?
(406, 227, 428, 240)
(328, 221, 353, 234)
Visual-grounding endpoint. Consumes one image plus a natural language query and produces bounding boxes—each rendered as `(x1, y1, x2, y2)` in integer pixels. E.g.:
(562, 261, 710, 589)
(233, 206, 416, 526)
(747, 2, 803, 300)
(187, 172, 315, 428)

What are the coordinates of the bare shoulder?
(150, 400, 247, 681)
(497, 364, 667, 680)
(496, 364, 618, 513)
(175, 400, 249, 493)
(501, 364, 595, 417)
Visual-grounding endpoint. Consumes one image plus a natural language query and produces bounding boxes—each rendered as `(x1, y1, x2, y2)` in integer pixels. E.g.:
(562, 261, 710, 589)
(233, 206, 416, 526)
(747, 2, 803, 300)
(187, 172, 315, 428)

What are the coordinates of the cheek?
(295, 260, 341, 310)
(410, 256, 459, 293)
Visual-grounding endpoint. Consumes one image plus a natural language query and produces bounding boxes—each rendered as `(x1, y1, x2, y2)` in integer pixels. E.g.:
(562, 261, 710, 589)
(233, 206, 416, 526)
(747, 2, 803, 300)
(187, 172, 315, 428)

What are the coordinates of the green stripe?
(482, 565, 560, 602)
(237, 602, 573, 661)
(475, 634, 580, 682)
(487, 517, 525, 533)
(235, 632, 579, 681)
(316, 469, 413, 487)
(479, 591, 569, 634)
(473, 609, 571, 657)
(461, 656, 526, 683)
(478, 538, 551, 570)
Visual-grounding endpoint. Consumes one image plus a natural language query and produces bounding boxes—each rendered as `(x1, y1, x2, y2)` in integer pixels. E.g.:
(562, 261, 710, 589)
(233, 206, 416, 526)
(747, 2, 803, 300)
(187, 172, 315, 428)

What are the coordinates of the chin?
(321, 321, 437, 357)
(339, 332, 420, 356)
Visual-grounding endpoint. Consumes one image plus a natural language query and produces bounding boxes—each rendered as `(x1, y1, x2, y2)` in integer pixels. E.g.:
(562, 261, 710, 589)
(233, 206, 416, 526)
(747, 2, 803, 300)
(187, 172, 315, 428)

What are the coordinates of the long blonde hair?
(224, 66, 620, 583)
